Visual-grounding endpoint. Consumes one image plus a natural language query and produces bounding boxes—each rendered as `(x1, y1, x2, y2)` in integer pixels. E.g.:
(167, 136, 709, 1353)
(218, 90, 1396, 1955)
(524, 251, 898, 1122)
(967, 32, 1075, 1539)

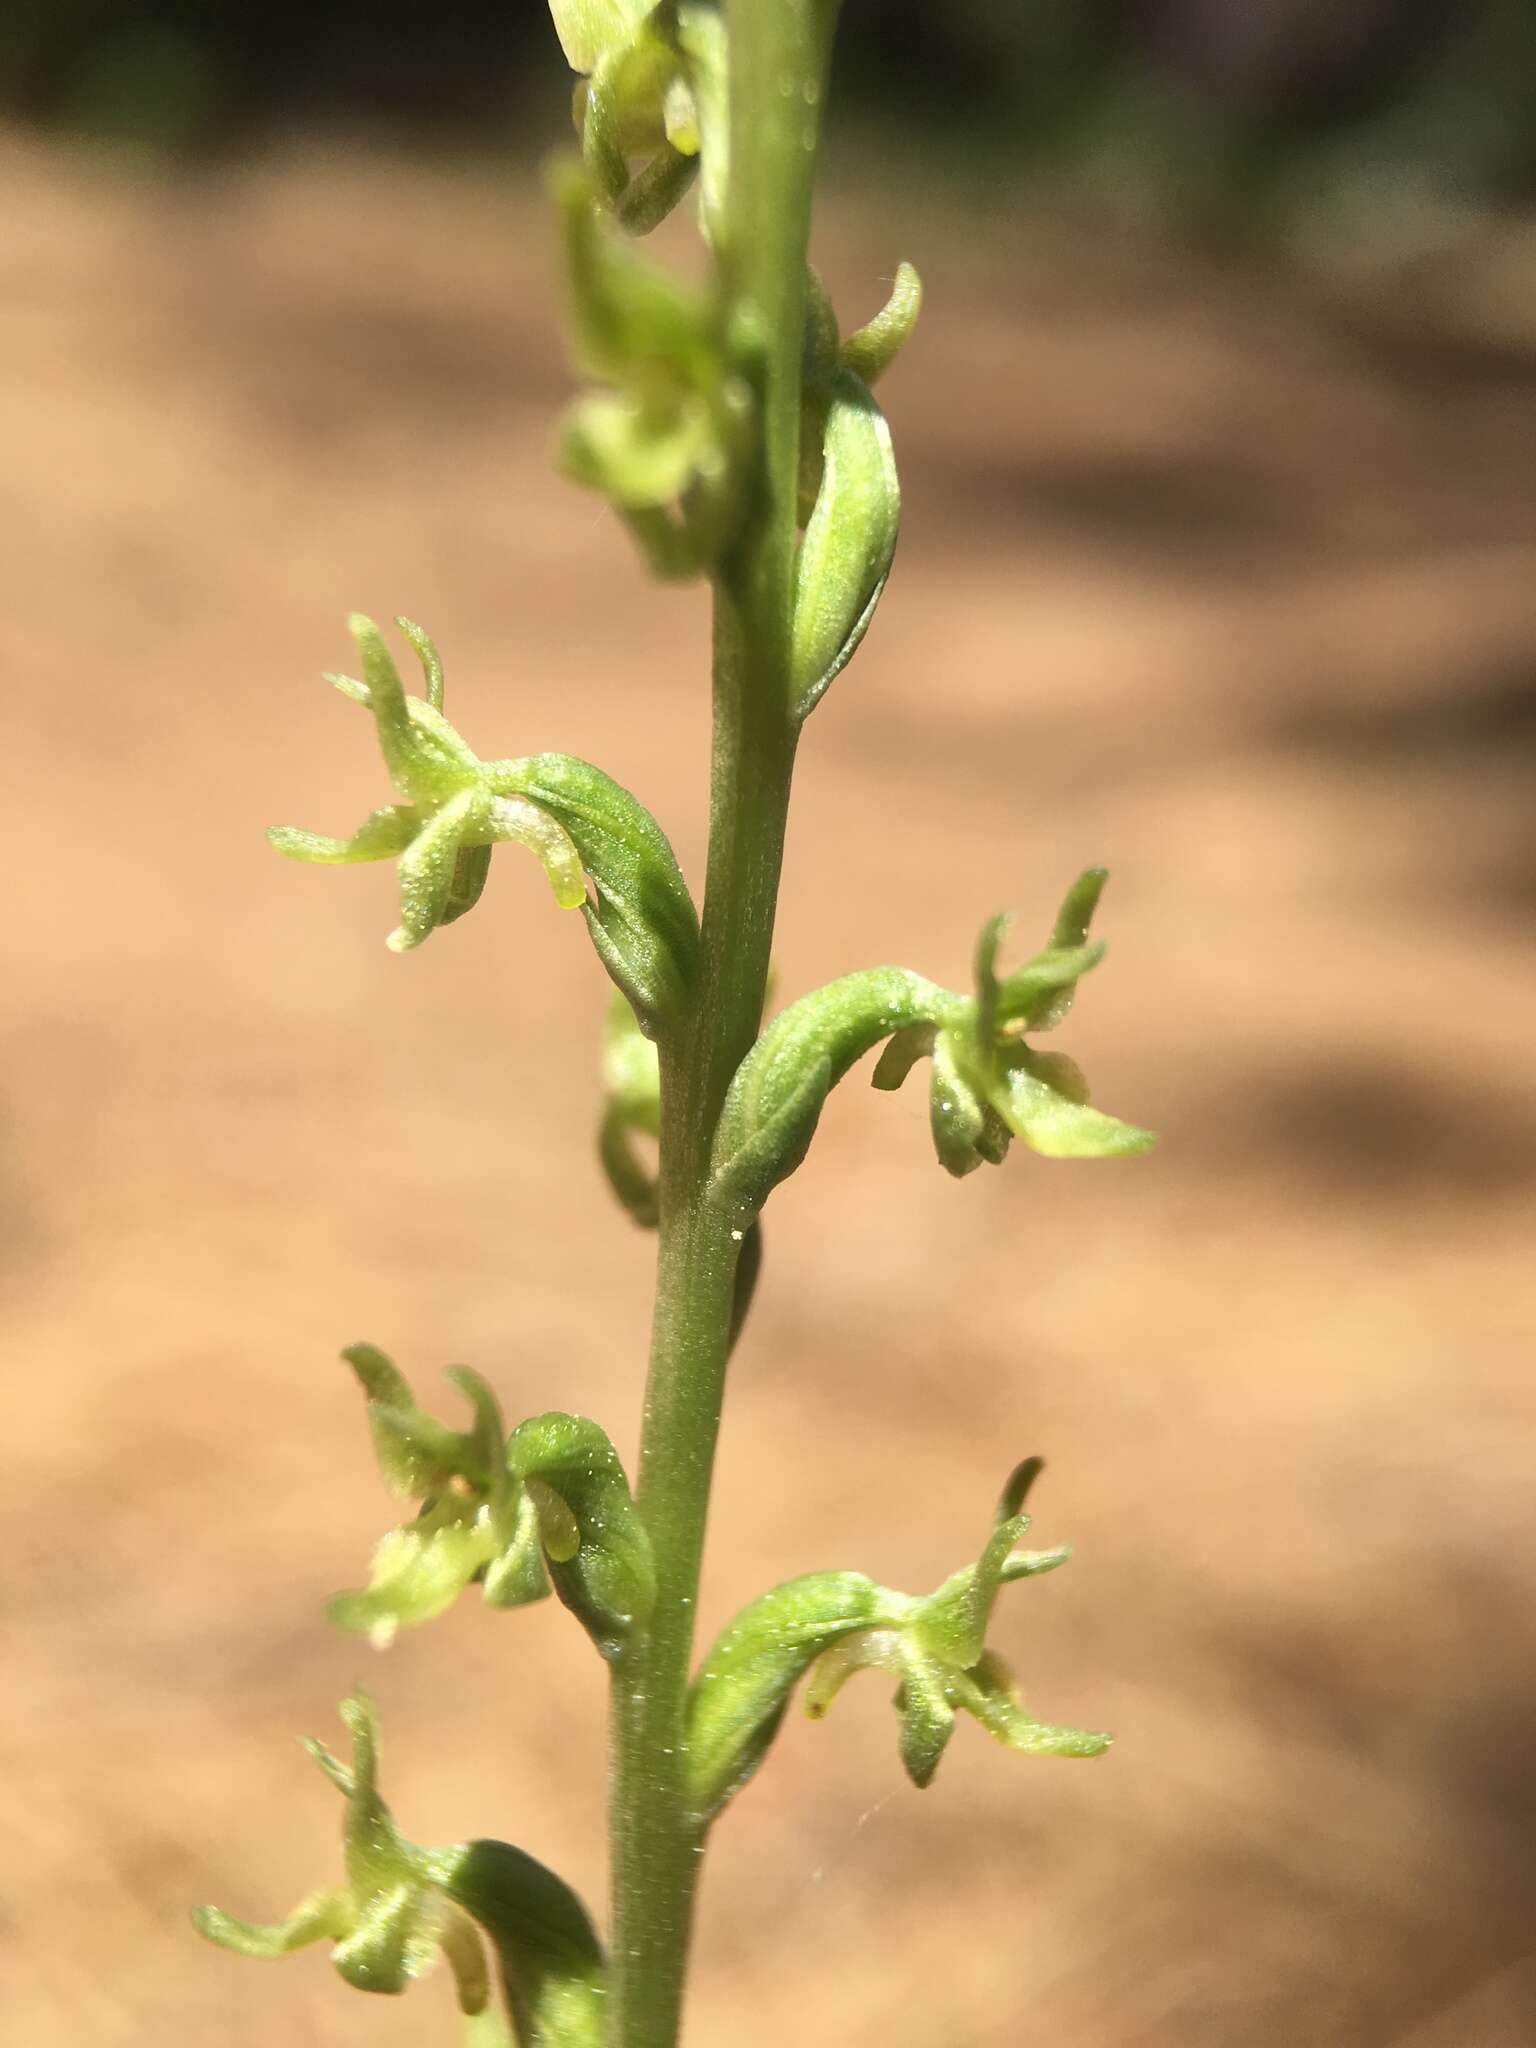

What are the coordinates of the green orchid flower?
(194, 1693, 493, 2011)
(196, 1694, 609, 2043)
(801, 1458, 1108, 1789)
(873, 868, 1156, 1177)
(554, 160, 752, 577)
(326, 1346, 549, 1649)
(268, 616, 588, 953)
(329, 1346, 654, 1663)
(686, 1459, 1108, 1822)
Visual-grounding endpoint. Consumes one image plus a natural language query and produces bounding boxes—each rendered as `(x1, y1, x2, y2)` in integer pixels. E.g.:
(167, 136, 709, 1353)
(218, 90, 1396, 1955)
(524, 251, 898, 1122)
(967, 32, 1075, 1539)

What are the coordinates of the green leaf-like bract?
(195, 1694, 606, 2046)
(507, 1411, 657, 1661)
(790, 368, 901, 721)
(685, 1464, 1107, 1823)
(499, 755, 699, 1036)
(431, 1839, 607, 2047)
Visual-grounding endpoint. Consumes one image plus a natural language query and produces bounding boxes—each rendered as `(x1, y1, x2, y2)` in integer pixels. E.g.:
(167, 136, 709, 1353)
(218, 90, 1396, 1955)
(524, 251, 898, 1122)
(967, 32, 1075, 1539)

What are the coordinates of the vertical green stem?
(607, 7, 837, 2045)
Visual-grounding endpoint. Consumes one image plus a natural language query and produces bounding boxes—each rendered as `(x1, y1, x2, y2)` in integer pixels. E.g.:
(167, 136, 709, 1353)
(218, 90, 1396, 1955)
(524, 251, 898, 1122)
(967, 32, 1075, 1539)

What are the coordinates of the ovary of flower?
(267, 615, 588, 952)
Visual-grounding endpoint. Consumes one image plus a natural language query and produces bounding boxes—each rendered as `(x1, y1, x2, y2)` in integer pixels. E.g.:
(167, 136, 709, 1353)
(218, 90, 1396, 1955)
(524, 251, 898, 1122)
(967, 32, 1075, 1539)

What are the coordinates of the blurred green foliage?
(5, 0, 1536, 226)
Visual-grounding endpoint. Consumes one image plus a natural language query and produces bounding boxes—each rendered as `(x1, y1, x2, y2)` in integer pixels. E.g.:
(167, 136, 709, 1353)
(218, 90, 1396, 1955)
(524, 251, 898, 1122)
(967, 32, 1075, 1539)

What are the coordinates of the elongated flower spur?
(268, 615, 588, 952)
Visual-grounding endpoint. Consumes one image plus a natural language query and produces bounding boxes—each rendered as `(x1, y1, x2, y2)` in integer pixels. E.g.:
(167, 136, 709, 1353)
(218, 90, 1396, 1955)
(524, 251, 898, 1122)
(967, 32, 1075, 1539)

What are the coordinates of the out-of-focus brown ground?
(3, 131, 1534, 2046)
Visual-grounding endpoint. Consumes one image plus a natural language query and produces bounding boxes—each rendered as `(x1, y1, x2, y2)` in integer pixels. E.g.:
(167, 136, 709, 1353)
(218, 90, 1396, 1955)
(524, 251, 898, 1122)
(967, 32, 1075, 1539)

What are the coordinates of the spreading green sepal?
(269, 617, 588, 953)
(328, 1349, 549, 1648)
(327, 1351, 651, 1660)
(507, 1412, 656, 1661)
(707, 966, 953, 1227)
(495, 756, 699, 1035)
(554, 160, 753, 577)
(598, 992, 661, 1225)
(685, 1464, 1107, 1821)
(196, 1693, 606, 2046)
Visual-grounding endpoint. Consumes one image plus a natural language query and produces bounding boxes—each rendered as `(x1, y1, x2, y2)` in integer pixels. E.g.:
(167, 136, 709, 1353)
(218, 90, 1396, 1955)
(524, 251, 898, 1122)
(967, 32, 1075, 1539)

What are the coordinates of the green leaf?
(708, 967, 952, 1223)
(790, 368, 901, 721)
(492, 753, 699, 1033)
(506, 1413, 655, 1660)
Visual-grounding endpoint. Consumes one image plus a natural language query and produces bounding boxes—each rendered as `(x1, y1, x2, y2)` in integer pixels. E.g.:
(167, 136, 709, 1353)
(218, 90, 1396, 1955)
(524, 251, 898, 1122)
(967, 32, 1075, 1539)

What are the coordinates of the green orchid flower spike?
(218, 8, 1157, 2041)
(268, 615, 588, 954)
(195, 1693, 608, 2047)
(685, 1459, 1108, 1823)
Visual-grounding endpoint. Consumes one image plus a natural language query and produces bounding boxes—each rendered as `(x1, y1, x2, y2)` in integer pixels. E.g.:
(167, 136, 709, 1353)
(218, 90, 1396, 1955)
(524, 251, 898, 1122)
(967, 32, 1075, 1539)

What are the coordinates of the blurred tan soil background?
(4, 8, 1536, 2044)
